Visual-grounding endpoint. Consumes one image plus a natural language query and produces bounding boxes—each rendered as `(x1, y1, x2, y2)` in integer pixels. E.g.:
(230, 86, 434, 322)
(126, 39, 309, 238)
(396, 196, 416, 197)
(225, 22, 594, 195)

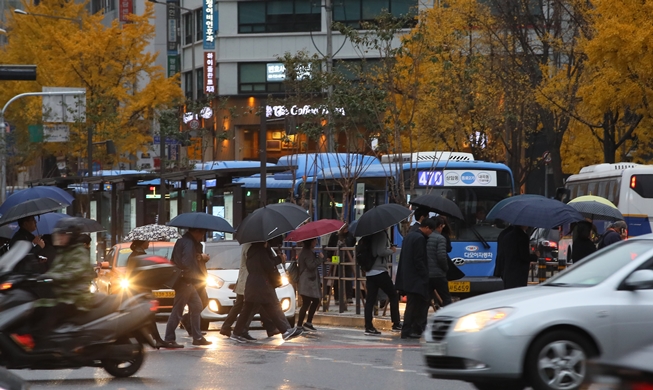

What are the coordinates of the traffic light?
(0, 65, 37, 81)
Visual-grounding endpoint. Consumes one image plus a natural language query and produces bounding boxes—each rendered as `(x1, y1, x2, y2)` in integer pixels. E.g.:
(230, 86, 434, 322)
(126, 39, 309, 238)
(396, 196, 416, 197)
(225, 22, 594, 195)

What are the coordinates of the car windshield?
(544, 240, 653, 287)
(117, 246, 174, 267)
(205, 244, 242, 270)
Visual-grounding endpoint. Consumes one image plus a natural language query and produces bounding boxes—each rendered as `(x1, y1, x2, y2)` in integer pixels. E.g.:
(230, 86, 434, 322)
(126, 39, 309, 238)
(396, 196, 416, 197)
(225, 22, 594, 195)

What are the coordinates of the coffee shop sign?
(266, 105, 345, 118)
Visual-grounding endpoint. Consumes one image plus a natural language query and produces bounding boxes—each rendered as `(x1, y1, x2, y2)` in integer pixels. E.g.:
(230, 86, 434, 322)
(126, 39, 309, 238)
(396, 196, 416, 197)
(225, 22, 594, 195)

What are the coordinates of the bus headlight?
(119, 278, 130, 289)
(206, 275, 224, 289)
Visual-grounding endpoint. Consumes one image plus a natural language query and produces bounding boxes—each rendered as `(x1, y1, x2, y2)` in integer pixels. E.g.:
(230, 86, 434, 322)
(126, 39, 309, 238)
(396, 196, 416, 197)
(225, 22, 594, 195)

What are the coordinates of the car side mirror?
(100, 261, 112, 270)
(623, 269, 653, 290)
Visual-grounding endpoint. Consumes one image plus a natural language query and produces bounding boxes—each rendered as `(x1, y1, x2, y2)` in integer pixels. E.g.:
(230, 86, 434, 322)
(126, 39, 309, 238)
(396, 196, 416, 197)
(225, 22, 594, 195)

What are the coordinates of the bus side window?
(588, 182, 598, 196)
(567, 183, 578, 199)
(598, 180, 609, 199)
(612, 178, 621, 206)
(578, 183, 588, 197)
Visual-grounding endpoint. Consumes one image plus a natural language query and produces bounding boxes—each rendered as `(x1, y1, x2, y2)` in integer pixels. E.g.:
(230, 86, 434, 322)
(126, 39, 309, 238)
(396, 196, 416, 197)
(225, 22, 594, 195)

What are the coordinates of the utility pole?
(325, 0, 335, 152)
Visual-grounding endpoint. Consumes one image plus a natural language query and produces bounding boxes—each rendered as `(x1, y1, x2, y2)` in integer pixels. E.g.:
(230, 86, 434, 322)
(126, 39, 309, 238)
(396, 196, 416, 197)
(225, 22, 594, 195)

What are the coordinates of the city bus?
(268, 152, 516, 298)
(560, 162, 653, 261)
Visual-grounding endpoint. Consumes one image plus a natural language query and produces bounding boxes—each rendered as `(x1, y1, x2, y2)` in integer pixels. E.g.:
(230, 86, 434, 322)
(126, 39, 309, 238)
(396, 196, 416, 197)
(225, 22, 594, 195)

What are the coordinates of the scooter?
(0, 242, 169, 378)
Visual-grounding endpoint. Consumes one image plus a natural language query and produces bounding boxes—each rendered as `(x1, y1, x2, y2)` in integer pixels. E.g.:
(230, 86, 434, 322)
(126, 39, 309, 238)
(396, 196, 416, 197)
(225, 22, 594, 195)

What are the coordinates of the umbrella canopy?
(0, 186, 73, 216)
(167, 213, 235, 233)
(256, 203, 310, 227)
(488, 195, 584, 229)
(285, 219, 345, 242)
(235, 205, 309, 244)
(126, 224, 181, 242)
(355, 203, 412, 237)
(0, 198, 65, 227)
(568, 195, 623, 221)
(30, 213, 105, 235)
(568, 196, 623, 221)
(485, 194, 540, 221)
(409, 194, 464, 220)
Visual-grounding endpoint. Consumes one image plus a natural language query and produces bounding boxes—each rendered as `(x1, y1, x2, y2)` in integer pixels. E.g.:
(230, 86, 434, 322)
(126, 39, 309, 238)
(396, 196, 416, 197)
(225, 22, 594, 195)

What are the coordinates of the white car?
(423, 236, 653, 390)
(200, 241, 296, 328)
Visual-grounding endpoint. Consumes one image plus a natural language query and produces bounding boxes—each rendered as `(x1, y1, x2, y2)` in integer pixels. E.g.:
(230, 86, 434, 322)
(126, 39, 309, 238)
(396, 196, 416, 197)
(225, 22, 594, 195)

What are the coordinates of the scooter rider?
(32, 218, 97, 350)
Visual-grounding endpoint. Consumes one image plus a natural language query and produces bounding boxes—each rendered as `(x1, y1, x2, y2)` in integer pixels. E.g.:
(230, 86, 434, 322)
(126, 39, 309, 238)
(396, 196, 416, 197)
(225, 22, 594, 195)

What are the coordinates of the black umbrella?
(167, 212, 235, 233)
(489, 195, 584, 229)
(0, 197, 65, 227)
(235, 205, 309, 244)
(62, 217, 107, 233)
(355, 203, 412, 237)
(409, 194, 464, 220)
(0, 225, 13, 240)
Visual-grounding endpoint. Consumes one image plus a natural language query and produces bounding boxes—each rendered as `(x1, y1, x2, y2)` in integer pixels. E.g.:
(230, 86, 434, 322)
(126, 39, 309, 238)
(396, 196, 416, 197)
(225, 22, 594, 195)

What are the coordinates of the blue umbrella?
(486, 194, 540, 221)
(30, 214, 105, 235)
(0, 187, 73, 215)
(489, 195, 584, 229)
(167, 212, 235, 233)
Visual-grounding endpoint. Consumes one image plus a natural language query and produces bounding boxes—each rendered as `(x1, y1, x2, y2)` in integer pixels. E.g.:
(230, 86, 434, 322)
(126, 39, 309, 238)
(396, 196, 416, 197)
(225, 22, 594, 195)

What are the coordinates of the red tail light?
(631, 175, 637, 189)
(632, 382, 653, 390)
(543, 241, 558, 249)
(150, 299, 160, 312)
(10, 334, 35, 351)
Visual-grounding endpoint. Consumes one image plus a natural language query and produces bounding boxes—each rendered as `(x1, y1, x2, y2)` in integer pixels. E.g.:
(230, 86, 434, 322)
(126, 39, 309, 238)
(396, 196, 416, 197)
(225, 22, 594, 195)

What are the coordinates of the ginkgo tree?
(0, 1, 183, 180)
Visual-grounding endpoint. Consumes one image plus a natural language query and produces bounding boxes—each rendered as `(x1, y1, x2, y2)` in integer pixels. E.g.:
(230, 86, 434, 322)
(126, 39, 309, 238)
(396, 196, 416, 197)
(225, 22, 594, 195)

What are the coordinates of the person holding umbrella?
(163, 228, 212, 348)
(296, 238, 326, 331)
(395, 218, 437, 339)
(499, 225, 539, 289)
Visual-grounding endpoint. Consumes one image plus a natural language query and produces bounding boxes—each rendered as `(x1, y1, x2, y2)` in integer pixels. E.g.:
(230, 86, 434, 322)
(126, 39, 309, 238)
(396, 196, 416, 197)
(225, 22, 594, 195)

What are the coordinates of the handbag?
(446, 256, 465, 281)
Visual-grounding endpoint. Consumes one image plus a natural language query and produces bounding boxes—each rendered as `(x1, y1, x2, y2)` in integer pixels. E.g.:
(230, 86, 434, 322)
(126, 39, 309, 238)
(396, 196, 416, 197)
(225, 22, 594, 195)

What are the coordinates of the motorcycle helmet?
(52, 217, 86, 246)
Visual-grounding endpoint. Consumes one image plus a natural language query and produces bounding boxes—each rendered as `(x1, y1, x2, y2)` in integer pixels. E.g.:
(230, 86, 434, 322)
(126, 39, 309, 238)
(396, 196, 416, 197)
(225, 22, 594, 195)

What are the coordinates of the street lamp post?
(148, 0, 196, 100)
(0, 91, 85, 204)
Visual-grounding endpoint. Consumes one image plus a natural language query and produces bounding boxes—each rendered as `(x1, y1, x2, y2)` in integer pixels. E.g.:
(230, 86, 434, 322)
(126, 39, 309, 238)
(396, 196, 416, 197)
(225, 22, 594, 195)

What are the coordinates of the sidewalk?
(311, 299, 407, 331)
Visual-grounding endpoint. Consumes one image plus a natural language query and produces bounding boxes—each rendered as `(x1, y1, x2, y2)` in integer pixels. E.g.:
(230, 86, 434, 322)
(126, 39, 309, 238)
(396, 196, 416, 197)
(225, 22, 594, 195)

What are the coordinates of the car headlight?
(280, 275, 290, 287)
(119, 278, 130, 289)
(453, 308, 514, 333)
(280, 298, 291, 311)
(206, 275, 224, 289)
(89, 282, 98, 294)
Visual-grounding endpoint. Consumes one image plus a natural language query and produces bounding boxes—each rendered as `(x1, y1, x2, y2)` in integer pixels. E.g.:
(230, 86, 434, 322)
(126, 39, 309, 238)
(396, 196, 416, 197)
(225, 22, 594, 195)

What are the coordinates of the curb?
(311, 312, 394, 331)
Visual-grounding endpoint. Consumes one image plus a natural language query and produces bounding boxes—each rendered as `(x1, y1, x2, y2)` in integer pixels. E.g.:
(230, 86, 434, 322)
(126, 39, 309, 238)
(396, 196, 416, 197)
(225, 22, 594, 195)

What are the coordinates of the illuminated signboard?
(203, 0, 215, 50)
(417, 170, 498, 187)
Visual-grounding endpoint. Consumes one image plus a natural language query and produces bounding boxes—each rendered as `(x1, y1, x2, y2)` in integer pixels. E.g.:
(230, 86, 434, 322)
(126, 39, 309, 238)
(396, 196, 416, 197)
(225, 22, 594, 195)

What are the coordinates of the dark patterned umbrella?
(126, 224, 181, 241)
(409, 194, 464, 220)
(568, 195, 623, 221)
(235, 205, 309, 244)
(355, 203, 412, 237)
(489, 195, 584, 229)
(0, 186, 73, 215)
(0, 198, 65, 226)
(167, 212, 235, 232)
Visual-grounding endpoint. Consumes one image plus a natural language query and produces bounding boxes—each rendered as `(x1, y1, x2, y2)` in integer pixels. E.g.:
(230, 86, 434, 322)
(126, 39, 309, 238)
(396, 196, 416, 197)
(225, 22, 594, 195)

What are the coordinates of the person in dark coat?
(493, 225, 515, 279)
(500, 226, 538, 289)
(164, 229, 211, 348)
(597, 220, 627, 249)
(9, 216, 46, 272)
(571, 221, 596, 263)
(231, 241, 302, 343)
(426, 217, 451, 307)
(395, 218, 436, 339)
(408, 208, 430, 234)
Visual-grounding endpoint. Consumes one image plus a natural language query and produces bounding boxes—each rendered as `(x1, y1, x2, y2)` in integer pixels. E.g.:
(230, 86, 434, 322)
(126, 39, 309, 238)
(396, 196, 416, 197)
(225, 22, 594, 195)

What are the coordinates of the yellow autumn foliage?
(0, 1, 183, 169)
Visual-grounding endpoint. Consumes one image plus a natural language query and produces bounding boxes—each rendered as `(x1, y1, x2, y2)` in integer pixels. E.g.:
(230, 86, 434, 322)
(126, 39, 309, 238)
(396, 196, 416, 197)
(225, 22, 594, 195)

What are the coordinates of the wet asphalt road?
(12, 323, 477, 390)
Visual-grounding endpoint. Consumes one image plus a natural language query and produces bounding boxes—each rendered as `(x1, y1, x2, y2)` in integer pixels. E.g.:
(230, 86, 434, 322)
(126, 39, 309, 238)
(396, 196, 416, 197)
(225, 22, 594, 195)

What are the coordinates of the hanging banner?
(204, 52, 216, 94)
(203, 0, 215, 50)
(119, 0, 133, 22)
(166, 0, 180, 55)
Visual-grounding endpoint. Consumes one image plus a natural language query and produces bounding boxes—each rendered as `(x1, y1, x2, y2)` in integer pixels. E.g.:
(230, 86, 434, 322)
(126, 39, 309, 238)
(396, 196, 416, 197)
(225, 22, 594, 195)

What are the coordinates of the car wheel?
(200, 319, 210, 331)
(526, 330, 597, 390)
(473, 381, 525, 390)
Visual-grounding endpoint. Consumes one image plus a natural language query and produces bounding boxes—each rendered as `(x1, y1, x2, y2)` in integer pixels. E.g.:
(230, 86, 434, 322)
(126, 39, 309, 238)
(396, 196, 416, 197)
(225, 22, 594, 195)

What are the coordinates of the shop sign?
(166, 0, 179, 54)
(266, 105, 345, 118)
(119, 0, 132, 23)
(204, 52, 215, 94)
(203, 0, 216, 50)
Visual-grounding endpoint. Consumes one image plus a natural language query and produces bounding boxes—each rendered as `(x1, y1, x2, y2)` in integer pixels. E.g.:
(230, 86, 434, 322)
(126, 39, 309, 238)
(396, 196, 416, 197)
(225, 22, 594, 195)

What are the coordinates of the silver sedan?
(422, 237, 653, 390)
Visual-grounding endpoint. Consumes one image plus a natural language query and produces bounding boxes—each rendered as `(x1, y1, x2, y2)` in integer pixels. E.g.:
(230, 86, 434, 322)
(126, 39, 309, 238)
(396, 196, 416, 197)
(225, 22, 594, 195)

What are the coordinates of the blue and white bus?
(237, 152, 515, 297)
(564, 163, 653, 237)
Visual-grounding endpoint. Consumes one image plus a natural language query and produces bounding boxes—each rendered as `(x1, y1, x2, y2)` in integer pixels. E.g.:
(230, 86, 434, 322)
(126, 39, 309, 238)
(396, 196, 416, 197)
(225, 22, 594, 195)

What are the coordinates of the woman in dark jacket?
(296, 238, 325, 331)
(571, 221, 597, 263)
(231, 241, 302, 342)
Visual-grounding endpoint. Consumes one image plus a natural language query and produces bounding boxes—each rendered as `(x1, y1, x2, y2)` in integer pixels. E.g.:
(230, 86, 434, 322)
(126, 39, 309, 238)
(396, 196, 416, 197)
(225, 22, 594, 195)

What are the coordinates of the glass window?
(196, 68, 204, 99)
(205, 243, 242, 269)
(333, 0, 417, 29)
(239, 63, 286, 94)
(587, 182, 598, 197)
(196, 9, 203, 42)
(117, 245, 174, 267)
(238, 1, 320, 33)
(183, 71, 193, 99)
(630, 175, 653, 199)
(598, 180, 609, 199)
(183, 12, 193, 45)
(544, 240, 653, 287)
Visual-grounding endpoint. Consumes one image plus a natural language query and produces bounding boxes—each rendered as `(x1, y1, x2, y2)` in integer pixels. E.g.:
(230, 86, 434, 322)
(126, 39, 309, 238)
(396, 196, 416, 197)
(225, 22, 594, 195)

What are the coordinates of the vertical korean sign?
(166, 0, 180, 77)
(203, 0, 215, 50)
(204, 52, 215, 94)
(119, 0, 133, 22)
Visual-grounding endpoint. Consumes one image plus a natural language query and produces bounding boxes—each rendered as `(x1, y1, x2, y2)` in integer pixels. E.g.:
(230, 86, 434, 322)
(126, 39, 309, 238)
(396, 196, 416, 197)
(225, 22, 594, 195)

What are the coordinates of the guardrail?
(529, 258, 569, 283)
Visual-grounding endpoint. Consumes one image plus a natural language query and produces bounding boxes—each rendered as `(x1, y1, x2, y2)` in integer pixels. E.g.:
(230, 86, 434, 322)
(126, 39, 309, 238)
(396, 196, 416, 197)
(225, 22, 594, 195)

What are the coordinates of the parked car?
(529, 227, 560, 261)
(423, 236, 653, 390)
(95, 242, 176, 312)
(582, 344, 653, 390)
(200, 241, 296, 329)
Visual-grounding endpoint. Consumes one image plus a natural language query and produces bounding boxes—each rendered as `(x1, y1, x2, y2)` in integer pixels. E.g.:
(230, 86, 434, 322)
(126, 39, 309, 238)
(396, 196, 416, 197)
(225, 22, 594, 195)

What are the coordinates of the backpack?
(286, 261, 300, 285)
(355, 236, 375, 272)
